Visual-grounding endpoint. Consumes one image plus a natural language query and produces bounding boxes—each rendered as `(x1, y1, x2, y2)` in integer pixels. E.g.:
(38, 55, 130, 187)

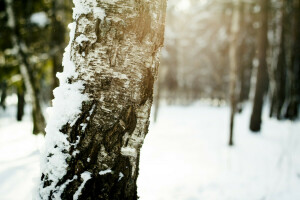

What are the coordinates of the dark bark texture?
(250, 0, 269, 132)
(285, 0, 300, 119)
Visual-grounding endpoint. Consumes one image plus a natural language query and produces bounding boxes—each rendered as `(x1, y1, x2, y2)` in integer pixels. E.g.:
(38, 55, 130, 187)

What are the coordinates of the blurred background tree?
(0, 0, 72, 134)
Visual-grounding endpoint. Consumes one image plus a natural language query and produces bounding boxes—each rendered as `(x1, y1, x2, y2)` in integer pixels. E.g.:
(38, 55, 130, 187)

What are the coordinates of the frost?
(73, 172, 92, 200)
(99, 169, 113, 175)
(30, 12, 49, 28)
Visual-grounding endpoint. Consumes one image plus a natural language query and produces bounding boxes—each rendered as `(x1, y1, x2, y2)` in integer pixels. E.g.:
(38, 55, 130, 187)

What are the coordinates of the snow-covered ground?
(0, 101, 300, 200)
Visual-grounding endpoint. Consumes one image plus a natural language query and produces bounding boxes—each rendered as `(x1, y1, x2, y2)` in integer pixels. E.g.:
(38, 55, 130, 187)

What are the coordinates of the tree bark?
(38, 0, 166, 199)
(250, 0, 269, 132)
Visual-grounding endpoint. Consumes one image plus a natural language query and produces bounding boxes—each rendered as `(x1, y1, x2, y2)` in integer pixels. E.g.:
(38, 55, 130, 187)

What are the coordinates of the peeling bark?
(39, 0, 166, 199)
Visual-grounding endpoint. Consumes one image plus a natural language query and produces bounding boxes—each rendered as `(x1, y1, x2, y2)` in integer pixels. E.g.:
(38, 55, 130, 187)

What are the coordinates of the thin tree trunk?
(5, 0, 46, 134)
(38, 1, 167, 199)
(229, 0, 241, 146)
(17, 84, 25, 121)
(0, 81, 7, 110)
(250, 0, 269, 132)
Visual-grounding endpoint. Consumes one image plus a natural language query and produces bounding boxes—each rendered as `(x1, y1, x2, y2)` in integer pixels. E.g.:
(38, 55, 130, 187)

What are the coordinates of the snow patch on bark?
(75, 34, 89, 46)
(52, 175, 77, 199)
(38, 19, 88, 199)
(73, 172, 92, 200)
(121, 146, 137, 157)
(99, 169, 113, 175)
(118, 172, 124, 181)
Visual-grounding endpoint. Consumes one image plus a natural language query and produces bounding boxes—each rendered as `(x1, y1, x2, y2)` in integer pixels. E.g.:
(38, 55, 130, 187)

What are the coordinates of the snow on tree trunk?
(38, 0, 166, 199)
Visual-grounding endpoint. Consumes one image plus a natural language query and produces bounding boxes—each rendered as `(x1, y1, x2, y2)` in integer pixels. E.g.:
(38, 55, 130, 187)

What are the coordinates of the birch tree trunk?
(38, 0, 166, 199)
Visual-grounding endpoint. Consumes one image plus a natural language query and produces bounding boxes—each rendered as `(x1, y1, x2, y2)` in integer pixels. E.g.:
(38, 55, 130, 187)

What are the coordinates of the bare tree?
(38, 0, 167, 199)
(250, 0, 269, 132)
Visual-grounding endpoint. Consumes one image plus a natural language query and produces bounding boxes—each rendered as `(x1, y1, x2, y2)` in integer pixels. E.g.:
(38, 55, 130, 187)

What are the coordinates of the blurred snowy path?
(138, 103, 300, 200)
(1, 103, 300, 200)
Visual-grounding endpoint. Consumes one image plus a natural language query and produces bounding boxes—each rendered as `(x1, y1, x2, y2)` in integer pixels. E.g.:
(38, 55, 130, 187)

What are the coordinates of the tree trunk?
(269, 0, 287, 119)
(38, 1, 167, 199)
(237, 3, 255, 110)
(249, 0, 269, 132)
(5, 0, 46, 134)
(228, 0, 241, 146)
(17, 84, 25, 121)
(285, 0, 300, 120)
(0, 81, 7, 110)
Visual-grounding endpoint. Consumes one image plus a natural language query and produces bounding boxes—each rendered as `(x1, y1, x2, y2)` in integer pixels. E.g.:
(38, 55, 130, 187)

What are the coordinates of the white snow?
(94, 7, 106, 20)
(137, 102, 300, 200)
(99, 169, 113, 175)
(73, 171, 91, 200)
(1, 102, 300, 199)
(118, 172, 124, 181)
(30, 12, 49, 28)
(75, 34, 89, 46)
(52, 175, 77, 199)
